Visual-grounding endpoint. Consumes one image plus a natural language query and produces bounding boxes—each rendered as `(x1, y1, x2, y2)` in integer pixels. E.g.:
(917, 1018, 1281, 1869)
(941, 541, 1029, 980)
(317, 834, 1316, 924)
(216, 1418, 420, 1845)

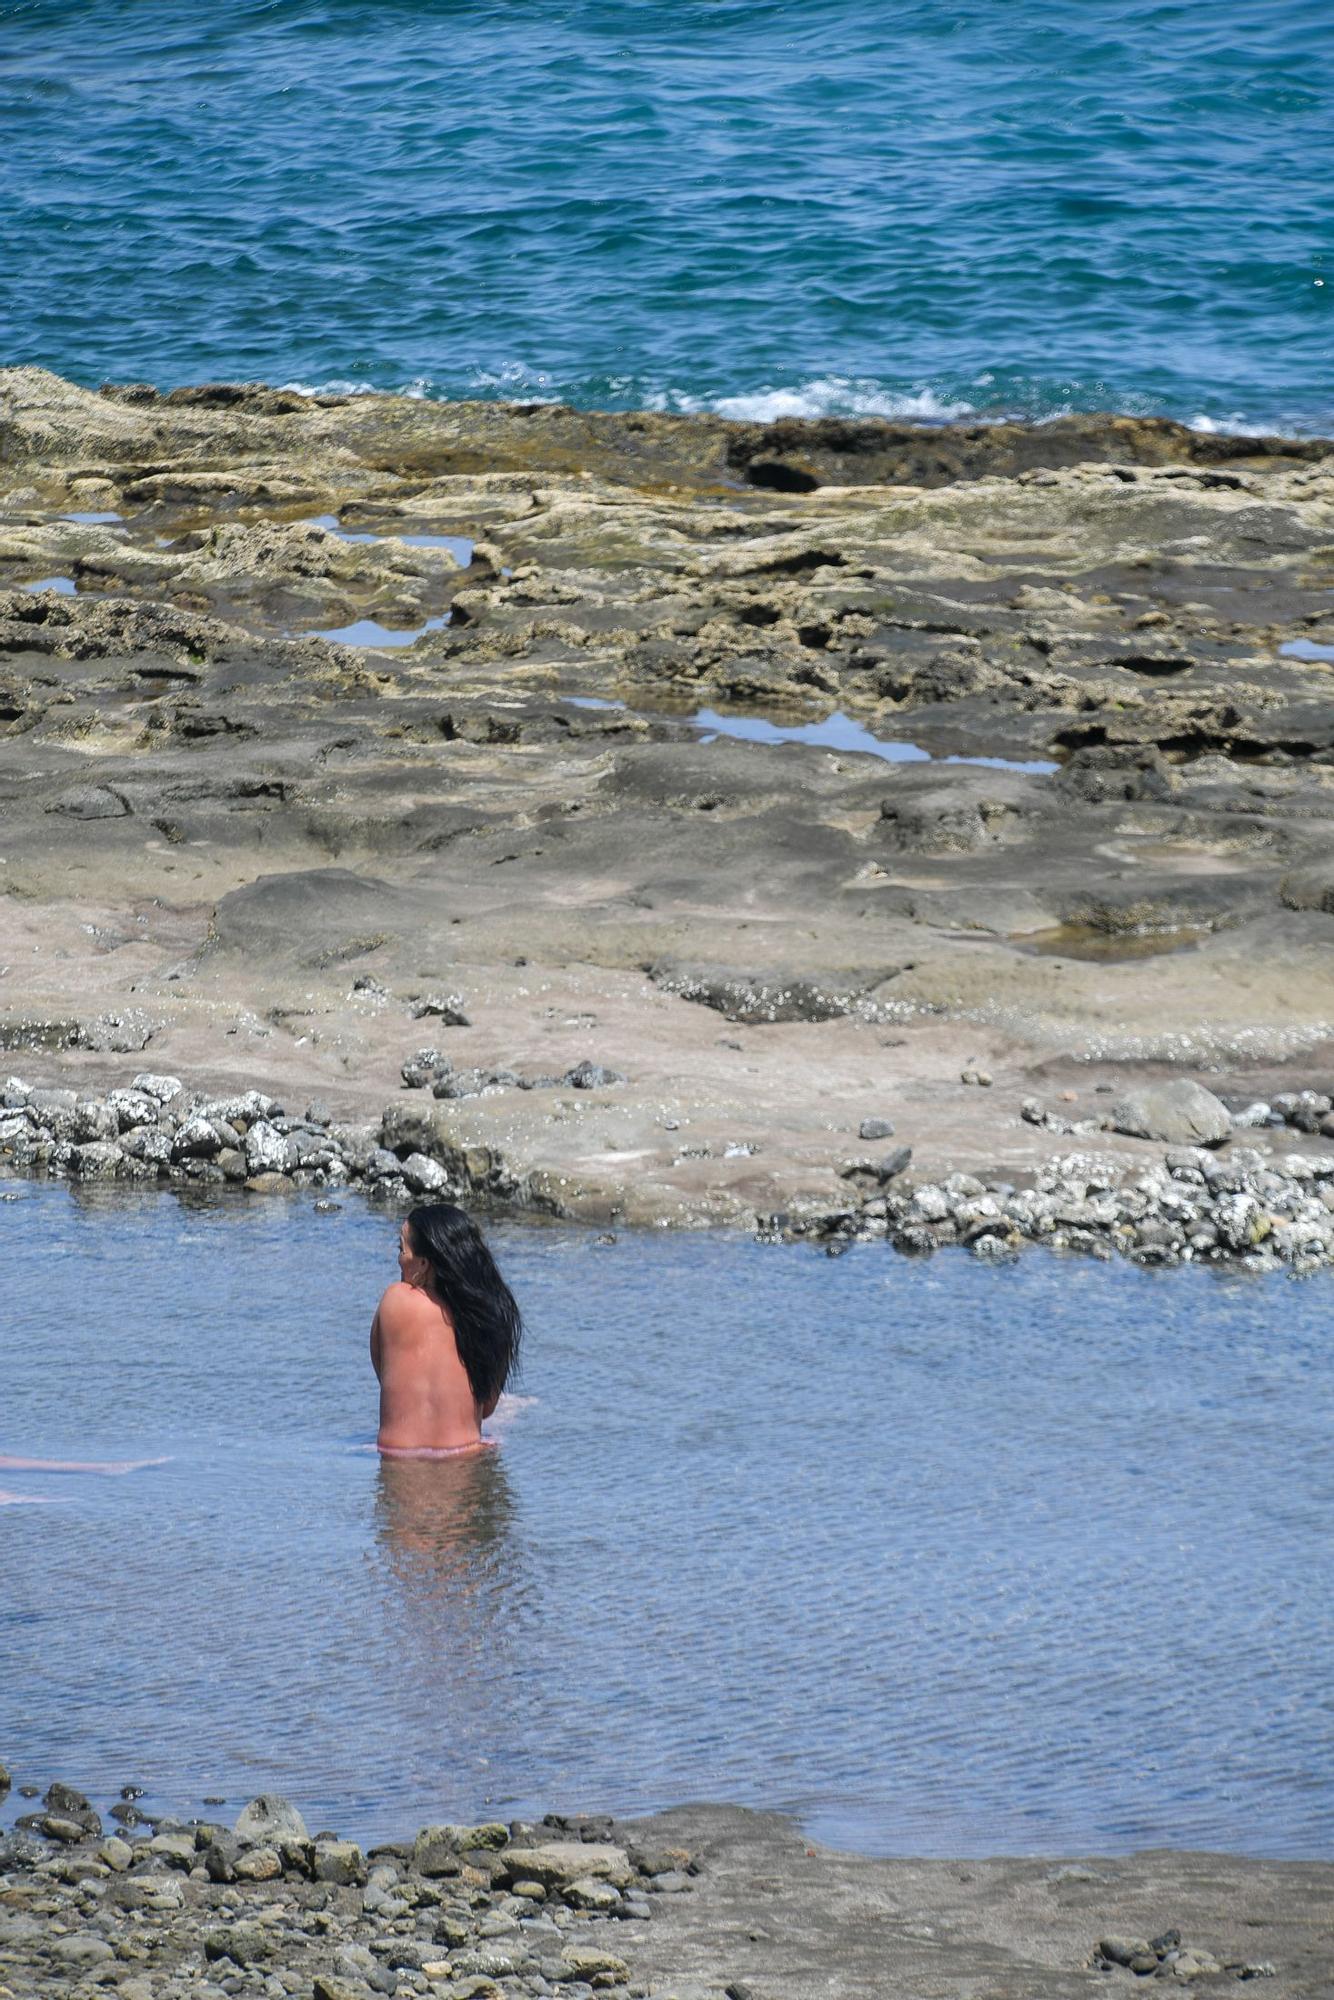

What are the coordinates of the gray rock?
(858, 1117, 895, 1141)
(401, 1048, 447, 1089)
(244, 1121, 295, 1175)
(233, 1793, 308, 1846)
(172, 1114, 222, 1160)
(43, 1780, 101, 1835)
(411, 993, 470, 1026)
(501, 1843, 632, 1890)
(121, 1126, 174, 1168)
(50, 1935, 115, 1968)
(401, 1152, 448, 1194)
(67, 1139, 125, 1178)
(313, 1838, 367, 1885)
(564, 1062, 626, 1090)
(106, 1086, 161, 1129)
(132, 1072, 183, 1102)
(1109, 1079, 1232, 1147)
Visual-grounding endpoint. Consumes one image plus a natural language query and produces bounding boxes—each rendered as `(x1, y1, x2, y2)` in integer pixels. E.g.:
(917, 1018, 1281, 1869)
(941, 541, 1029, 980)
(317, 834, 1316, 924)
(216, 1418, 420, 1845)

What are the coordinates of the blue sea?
(0, 1, 1329, 431)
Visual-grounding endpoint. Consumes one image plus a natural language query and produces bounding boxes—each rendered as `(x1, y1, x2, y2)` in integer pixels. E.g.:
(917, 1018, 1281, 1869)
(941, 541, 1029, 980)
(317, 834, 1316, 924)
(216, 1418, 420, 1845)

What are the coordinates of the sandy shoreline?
(1, 369, 1332, 1252)
(1, 1776, 1329, 2000)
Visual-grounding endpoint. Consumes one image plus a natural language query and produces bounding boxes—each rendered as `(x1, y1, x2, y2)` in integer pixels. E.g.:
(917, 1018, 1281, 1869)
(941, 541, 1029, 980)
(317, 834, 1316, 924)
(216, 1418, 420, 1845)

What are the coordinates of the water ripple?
(0, 1183, 1331, 1855)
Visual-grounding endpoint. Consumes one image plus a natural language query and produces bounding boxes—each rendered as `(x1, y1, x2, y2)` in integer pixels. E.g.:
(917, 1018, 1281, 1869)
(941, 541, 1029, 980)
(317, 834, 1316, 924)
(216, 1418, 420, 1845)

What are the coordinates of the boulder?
(499, 1841, 632, 1890)
(233, 1793, 307, 1846)
(132, 1072, 183, 1102)
(401, 1151, 447, 1194)
(67, 1141, 124, 1178)
(313, 1838, 366, 1885)
(43, 1782, 100, 1837)
(244, 1120, 294, 1174)
(1109, 1079, 1232, 1147)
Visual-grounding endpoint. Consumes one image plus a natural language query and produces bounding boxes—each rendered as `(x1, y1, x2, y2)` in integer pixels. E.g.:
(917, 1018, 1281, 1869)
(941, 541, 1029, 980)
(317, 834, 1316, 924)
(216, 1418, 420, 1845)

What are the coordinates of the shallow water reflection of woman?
(373, 1447, 530, 1661)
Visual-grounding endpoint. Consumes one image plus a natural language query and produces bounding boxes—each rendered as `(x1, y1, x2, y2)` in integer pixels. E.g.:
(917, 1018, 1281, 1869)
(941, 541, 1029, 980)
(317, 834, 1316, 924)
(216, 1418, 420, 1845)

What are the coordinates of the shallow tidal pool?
(2, 1181, 1331, 1858)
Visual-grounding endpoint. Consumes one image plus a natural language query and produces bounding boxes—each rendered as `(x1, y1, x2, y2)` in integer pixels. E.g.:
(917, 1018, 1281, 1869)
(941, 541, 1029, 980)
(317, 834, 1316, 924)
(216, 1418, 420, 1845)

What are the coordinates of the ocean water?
(0, 1, 1330, 432)
(3, 1182, 1332, 1857)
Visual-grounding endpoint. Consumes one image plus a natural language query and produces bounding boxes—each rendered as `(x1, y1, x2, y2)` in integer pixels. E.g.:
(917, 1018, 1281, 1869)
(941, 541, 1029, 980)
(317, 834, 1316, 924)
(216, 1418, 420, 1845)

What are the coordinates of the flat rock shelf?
(2, 371, 1334, 1238)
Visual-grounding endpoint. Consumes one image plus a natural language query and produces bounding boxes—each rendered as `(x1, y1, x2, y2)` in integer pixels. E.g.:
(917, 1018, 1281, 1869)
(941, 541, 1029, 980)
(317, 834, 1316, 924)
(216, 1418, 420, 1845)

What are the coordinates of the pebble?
(0, 1791, 690, 1999)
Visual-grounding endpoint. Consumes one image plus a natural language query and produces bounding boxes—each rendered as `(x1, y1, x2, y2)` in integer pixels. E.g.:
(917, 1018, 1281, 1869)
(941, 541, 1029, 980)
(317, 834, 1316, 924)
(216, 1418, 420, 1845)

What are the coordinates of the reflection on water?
(375, 1449, 518, 1623)
(2, 1181, 1332, 1857)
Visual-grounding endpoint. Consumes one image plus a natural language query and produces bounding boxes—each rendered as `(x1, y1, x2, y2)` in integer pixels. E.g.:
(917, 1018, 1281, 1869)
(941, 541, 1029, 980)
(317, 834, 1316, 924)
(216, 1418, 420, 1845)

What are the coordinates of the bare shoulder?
(377, 1282, 433, 1329)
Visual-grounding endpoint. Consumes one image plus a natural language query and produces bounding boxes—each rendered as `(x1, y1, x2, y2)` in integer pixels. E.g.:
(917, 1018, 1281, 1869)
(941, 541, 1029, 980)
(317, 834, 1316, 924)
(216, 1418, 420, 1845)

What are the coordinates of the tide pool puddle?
(63, 511, 124, 526)
(311, 613, 451, 647)
(304, 515, 474, 566)
(561, 695, 1058, 774)
(1013, 923, 1208, 961)
(1280, 637, 1334, 663)
(693, 705, 1059, 773)
(23, 575, 77, 595)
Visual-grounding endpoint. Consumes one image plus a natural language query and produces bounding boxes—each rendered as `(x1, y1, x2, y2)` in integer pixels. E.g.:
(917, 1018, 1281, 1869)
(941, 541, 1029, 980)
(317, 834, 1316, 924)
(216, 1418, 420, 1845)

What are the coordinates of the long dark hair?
(406, 1204, 522, 1409)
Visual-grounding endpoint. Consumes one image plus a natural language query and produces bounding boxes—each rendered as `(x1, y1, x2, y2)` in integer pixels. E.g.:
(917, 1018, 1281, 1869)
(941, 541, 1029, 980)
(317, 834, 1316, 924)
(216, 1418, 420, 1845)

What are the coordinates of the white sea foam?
(656, 377, 976, 423)
(270, 371, 1310, 438)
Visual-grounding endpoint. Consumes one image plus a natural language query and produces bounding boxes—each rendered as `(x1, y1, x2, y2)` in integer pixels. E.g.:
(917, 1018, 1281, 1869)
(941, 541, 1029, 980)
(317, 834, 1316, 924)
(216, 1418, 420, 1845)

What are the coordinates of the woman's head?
(401, 1204, 523, 1410)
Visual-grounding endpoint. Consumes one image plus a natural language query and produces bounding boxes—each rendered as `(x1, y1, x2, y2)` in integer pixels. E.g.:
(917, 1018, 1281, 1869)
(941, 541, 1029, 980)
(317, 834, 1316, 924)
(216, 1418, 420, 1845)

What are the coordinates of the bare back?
(372, 1282, 485, 1453)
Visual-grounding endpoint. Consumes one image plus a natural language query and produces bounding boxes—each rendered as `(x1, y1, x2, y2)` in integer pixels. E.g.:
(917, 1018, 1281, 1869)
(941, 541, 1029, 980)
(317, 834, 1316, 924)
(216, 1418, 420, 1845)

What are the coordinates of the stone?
(562, 1946, 630, 1985)
(411, 993, 471, 1026)
(43, 1781, 100, 1836)
(233, 1843, 284, 1879)
(413, 1826, 465, 1878)
(131, 1072, 183, 1102)
(244, 1120, 295, 1174)
(149, 1829, 199, 1868)
(401, 1152, 448, 1194)
(204, 1921, 273, 1966)
(172, 1114, 222, 1159)
(204, 1835, 239, 1881)
(500, 1843, 632, 1891)
(1098, 1936, 1153, 1968)
(68, 1139, 124, 1178)
(314, 1838, 367, 1885)
(563, 1877, 621, 1913)
(858, 1117, 894, 1141)
(1109, 1080, 1232, 1147)
(646, 1868, 692, 1893)
(314, 1979, 370, 2000)
(233, 1793, 308, 1845)
(564, 1062, 626, 1090)
(402, 1049, 448, 1089)
(50, 1935, 115, 1968)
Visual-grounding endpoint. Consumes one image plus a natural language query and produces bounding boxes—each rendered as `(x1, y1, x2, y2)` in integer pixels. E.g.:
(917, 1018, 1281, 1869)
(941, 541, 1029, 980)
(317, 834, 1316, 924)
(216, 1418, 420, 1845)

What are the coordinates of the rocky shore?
(2, 1774, 1330, 2000)
(4, 1064, 1334, 1270)
(2, 369, 1333, 1240)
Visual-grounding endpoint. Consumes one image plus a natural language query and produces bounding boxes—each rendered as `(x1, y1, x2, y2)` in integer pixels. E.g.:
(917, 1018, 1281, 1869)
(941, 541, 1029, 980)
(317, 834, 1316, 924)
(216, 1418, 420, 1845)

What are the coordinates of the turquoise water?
(3, 1184, 1332, 1856)
(1, 1, 1329, 431)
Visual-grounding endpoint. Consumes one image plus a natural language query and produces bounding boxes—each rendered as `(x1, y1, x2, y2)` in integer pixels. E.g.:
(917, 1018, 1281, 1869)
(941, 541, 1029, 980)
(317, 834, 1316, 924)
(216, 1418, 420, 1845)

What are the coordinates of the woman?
(371, 1204, 522, 1456)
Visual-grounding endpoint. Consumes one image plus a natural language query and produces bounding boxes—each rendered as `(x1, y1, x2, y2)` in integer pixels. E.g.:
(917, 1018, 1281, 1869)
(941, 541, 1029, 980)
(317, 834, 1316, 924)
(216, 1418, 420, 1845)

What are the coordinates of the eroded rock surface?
(2, 368, 1333, 1229)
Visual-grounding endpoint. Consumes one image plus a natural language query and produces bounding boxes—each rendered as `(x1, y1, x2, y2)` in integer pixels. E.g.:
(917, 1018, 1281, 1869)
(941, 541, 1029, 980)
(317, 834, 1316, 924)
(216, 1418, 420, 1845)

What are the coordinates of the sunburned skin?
(371, 1221, 500, 1455)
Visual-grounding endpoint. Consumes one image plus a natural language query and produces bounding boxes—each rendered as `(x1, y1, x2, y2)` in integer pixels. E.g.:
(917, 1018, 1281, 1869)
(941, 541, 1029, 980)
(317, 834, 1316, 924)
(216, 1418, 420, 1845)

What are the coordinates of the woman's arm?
(370, 1302, 383, 1381)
